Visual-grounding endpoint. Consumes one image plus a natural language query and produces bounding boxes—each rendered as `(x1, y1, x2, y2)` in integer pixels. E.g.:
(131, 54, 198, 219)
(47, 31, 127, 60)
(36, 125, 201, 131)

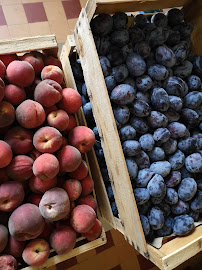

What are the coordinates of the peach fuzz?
(28, 148, 41, 161)
(41, 65, 63, 85)
(82, 219, 102, 241)
(63, 179, 82, 201)
(47, 110, 69, 131)
(22, 238, 50, 266)
(57, 145, 82, 173)
(4, 126, 33, 154)
(80, 176, 94, 196)
(21, 51, 44, 75)
(6, 155, 33, 181)
(39, 220, 54, 240)
(6, 60, 35, 87)
(33, 126, 62, 153)
(0, 255, 17, 270)
(0, 224, 8, 253)
(44, 56, 62, 69)
(4, 84, 26, 106)
(58, 88, 82, 114)
(0, 140, 12, 168)
(16, 99, 45, 129)
(0, 54, 18, 67)
(39, 187, 70, 221)
(0, 182, 25, 212)
(0, 101, 15, 128)
(0, 78, 5, 101)
(5, 236, 26, 258)
(49, 225, 76, 255)
(8, 203, 45, 241)
(0, 60, 6, 79)
(34, 79, 62, 107)
(69, 160, 88, 180)
(0, 167, 10, 182)
(33, 153, 59, 181)
(62, 114, 77, 135)
(76, 195, 97, 212)
(27, 193, 42, 206)
(29, 176, 57, 194)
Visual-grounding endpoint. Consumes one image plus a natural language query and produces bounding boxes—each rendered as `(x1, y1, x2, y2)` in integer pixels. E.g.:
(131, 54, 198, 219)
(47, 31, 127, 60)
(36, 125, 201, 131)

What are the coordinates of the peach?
(80, 176, 94, 196)
(0, 78, 5, 101)
(70, 205, 96, 233)
(47, 110, 69, 131)
(22, 238, 50, 266)
(6, 60, 35, 87)
(5, 236, 25, 258)
(0, 224, 8, 253)
(69, 160, 88, 180)
(0, 60, 6, 79)
(60, 136, 68, 148)
(27, 193, 42, 206)
(0, 101, 15, 128)
(0, 167, 10, 182)
(58, 88, 82, 114)
(62, 114, 77, 135)
(44, 56, 62, 69)
(28, 148, 41, 161)
(0, 54, 18, 67)
(33, 126, 63, 153)
(34, 79, 62, 107)
(6, 155, 33, 181)
(4, 84, 26, 106)
(49, 225, 76, 255)
(21, 51, 44, 75)
(39, 220, 54, 240)
(29, 176, 57, 194)
(4, 126, 33, 154)
(0, 140, 12, 168)
(0, 182, 24, 212)
(0, 255, 17, 270)
(57, 145, 82, 173)
(44, 104, 57, 115)
(33, 153, 60, 181)
(41, 65, 63, 84)
(16, 99, 45, 129)
(8, 203, 45, 241)
(63, 179, 82, 201)
(76, 195, 97, 212)
(68, 126, 95, 153)
(39, 187, 70, 221)
(82, 219, 102, 241)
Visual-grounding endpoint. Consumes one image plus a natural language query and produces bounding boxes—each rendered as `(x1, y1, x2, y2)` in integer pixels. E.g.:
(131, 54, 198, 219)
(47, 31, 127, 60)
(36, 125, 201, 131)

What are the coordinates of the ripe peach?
(70, 205, 96, 233)
(5, 236, 25, 258)
(8, 203, 45, 241)
(44, 56, 62, 69)
(39, 220, 54, 240)
(0, 60, 6, 79)
(22, 238, 50, 266)
(57, 145, 82, 172)
(0, 78, 5, 101)
(28, 148, 41, 161)
(62, 114, 77, 135)
(0, 224, 8, 253)
(33, 153, 60, 181)
(6, 60, 35, 87)
(0, 140, 12, 168)
(4, 126, 33, 154)
(0, 101, 15, 128)
(0, 168, 10, 182)
(0, 54, 18, 67)
(0, 182, 24, 212)
(4, 84, 26, 106)
(58, 88, 82, 114)
(34, 79, 62, 107)
(49, 225, 76, 255)
(69, 160, 88, 180)
(68, 126, 95, 153)
(6, 155, 33, 181)
(16, 99, 45, 129)
(41, 65, 63, 84)
(27, 193, 42, 206)
(82, 219, 102, 241)
(80, 176, 94, 196)
(39, 187, 70, 221)
(47, 110, 69, 131)
(29, 176, 57, 194)
(0, 255, 17, 270)
(21, 51, 44, 75)
(33, 126, 63, 153)
(44, 104, 57, 115)
(76, 195, 97, 212)
(63, 179, 82, 201)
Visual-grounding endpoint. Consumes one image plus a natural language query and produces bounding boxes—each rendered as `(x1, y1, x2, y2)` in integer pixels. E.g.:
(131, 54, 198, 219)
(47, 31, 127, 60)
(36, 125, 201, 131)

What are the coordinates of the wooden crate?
(62, 1, 202, 269)
(0, 35, 107, 270)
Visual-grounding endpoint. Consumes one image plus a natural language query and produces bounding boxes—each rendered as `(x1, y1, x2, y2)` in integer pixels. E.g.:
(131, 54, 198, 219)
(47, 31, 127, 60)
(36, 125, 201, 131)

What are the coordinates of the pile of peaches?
(0, 51, 103, 268)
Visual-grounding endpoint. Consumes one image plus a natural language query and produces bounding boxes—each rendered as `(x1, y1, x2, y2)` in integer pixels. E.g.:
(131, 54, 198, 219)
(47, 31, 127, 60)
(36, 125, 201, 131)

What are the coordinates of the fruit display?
(70, 8, 202, 241)
(0, 49, 103, 268)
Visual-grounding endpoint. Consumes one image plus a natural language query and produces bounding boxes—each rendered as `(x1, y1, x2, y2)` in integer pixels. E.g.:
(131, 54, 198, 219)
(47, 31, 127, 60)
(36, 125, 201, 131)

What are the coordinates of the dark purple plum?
(136, 75, 153, 92)
(183, 91, 202, 109)
(134, 41, 151, 59)
(171, 200, 189, 215)
(139, 134, 155, 152)
(146, 27, 169, 48)
(147, 207, 164, 230)
(167, 122, 187, 139)
(185, 153, 202, 173)
(148, 64, 169, 81)
(130, 116, 149, 134)
(151, 13, 168, 28)
(148, 147, 165, 162)
(164, 76, 188, 97)
(173, 215, 194, 236)
(165, 8, 184, 27)
(134, 151, 150, 169)
(110, 84, 136, 105)
(105, 75, 116, 94)
(178, 137, 200, 155)
(136, 91, 151, 104)
(91, 14, 113, 36)
(172, 43, 188, 65)
(113, 105, 130, 125)
(166, 29, 181, 47)
(190, 192, 202, 213)
(156, 216, 174, 237)
(147, 174, 166, 198)
(122, 43, 134, 59)
(112, 12, 128, 30)
(165, 188, 178, 205)
(107, 45, 124, 66)
(147, 111, 168, 128)
(140, 214, 150, 236)
(134, 14, 148, 28)
(126, 53, 147, 77)
(110, 29, 129, 47)
(168, 96, 183, 111)
(130, 100, 151, 117)
(98, 36, 111, 55)
(128, 26, 145, 45)
(125, 157, 138, 179)
(151, 88, 170, 112)
(162, 138, 177, 155)
(173, 21, 194, 39)
(150, 161, 171, 177)
(173, 60, 193, 78)
(168, 150, 185, 170)
(123, 77, 136, 88)
(188, 210, 199, 222)
(119, 125, 136, 141)
(135, 169, 155, 188)
(133, 188, 150, 205)
(153, 128, 171, 144)
(122, 140, 141, 156)
(138, 200, 152, 215)
(180, 108, 200, 128)
(178, 178, 197, 202)
(155, 45, 176, 67)
(99, 56, 112, 77)
(164, 111, 180, 123)
(112, 64, 129, 83)
(165, 171, 181, 188)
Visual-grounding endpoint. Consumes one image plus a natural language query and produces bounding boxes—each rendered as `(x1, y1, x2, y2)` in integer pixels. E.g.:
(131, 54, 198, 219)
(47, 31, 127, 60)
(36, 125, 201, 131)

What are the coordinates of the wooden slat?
(74, 8, 148, 257)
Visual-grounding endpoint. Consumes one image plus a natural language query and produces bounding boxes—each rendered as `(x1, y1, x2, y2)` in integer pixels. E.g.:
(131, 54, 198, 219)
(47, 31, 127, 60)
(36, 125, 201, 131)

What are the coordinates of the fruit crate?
(62, 0, 202, 269)
(0, 35, 107, 270)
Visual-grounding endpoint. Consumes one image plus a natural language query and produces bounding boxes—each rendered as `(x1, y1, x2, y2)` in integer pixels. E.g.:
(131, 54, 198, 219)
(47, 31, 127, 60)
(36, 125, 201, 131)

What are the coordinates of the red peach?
(6, 60, 35, 87)
(44, 56, 62, 69)
(33, 153, 59, 181)
(0, 78, 5, 101)
(0, 255, 17, 270)
(4, 126, 33, 154)
(28, 148, 41, 161)
(49, 225, 76, 255)
(39, 220, 54, 240)
(6, 155, 33, 181)
(47, 110, 69, 131)
(0, 101, 15, 128)
(57, 145, 82, 172)
(76, 195, 97, 212)
(0, 54, 18, 67)
(41, 65, 63, 84)
(5, 236, 25, 258)
(33, 126, 63, 153)
(39, 187, 70, 221)
(27, 193, 42, 206)
(34, 79, 62, 107)
(82, 219, 102, 241)
(62, 114, 77, 135)
(0, 140, 12, 168)
(58, 88, 82, 114)
(63, 179, 82, 201)
(22, 238, 50, 266)
(4, 84, 26, 106)
(0, 60, 6, 79)
(44, 104, 57, 115)
(16, 99, 45, 129)
(29, 176, 57, 194)
(0, 167, 10, 182)
(8, 203, 45, 241)
(68, 126, 95, 153)
(0, 224, 8, 253)
(0, 182, 25, 212)
(80, 176, 94, 196)
(21, 51, 44, 75)
(69, 160, 88, 180)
